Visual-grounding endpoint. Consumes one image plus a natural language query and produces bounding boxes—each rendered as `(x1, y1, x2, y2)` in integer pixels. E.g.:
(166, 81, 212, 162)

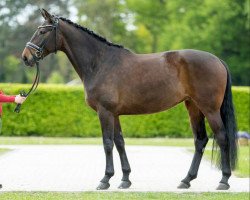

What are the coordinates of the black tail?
(215, 59, 238, 170)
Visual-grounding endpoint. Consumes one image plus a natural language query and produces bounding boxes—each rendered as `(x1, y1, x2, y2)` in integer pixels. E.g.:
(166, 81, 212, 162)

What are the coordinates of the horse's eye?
(39, 30, 46, 35)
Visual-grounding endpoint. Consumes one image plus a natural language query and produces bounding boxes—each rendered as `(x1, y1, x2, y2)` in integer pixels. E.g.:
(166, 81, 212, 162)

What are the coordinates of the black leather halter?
(14, 17, 59, 113)
(26, 17, 59, 62)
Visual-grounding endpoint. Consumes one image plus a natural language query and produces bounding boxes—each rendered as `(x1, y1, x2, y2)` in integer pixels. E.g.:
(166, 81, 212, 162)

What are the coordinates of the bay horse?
(22, 9, 237, 190)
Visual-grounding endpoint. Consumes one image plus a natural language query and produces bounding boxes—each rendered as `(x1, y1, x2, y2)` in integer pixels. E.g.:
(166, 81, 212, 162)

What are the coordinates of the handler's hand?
(15, 95, 26, 104)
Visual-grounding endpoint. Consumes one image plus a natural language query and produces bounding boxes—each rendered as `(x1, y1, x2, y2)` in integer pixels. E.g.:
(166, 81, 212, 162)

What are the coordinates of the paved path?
(0, 145, 248, 192)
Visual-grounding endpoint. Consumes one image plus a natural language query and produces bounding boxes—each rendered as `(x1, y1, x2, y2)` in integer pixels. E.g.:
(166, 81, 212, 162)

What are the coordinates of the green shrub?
(0, 84, 249, 137)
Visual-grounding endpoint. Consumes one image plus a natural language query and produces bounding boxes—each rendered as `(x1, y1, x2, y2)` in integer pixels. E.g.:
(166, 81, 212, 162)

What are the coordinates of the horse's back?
(87, 49, 227, 115)
(123, 49, 227, 114)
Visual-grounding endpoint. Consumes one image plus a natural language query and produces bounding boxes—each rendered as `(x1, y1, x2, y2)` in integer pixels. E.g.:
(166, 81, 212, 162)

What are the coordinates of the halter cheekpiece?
(26, 17, 59, 62)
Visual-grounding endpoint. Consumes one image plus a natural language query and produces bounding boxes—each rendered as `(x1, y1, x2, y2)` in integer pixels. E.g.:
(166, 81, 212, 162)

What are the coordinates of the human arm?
(0, 92, 15, 103)
(0, 91, 26, 104)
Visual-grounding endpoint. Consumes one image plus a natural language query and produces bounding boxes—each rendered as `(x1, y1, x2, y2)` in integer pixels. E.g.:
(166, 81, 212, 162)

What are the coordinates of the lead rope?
(14, 62, 40, 113)
(14, 17, 58, 113)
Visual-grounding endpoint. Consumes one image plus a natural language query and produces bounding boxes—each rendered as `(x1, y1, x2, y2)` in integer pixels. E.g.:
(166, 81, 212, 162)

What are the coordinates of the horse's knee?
(115, 138, 124, 149)
(195, 137, 208, 153)
(104, 138, 114, 153)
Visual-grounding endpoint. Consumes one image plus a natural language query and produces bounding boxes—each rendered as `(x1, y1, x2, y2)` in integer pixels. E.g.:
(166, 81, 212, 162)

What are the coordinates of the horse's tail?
(212, 59, 238, 169)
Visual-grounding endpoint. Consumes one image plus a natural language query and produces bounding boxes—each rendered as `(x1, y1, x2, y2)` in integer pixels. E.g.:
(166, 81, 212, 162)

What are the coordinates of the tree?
(0, 0, 248, 85)
(126, 0, 169, 52)
(162, 0, 249, 85)
(125, 0, 249, 85)
(74, 0, 128, 45)
(0, 0, 71, 83)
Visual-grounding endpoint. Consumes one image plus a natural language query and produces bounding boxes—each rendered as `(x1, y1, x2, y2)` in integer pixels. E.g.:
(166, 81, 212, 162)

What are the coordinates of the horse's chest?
(85, 96, 97, 111)
(85, 89, 119, 113)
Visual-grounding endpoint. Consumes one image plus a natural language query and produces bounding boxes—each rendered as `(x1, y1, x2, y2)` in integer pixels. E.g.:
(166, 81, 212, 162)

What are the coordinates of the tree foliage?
(0, 0, 75, 83)
(0, 0, 249, 85)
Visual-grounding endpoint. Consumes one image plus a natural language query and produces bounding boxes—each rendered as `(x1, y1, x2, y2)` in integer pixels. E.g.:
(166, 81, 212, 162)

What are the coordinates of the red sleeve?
(0, 91, 15, 103)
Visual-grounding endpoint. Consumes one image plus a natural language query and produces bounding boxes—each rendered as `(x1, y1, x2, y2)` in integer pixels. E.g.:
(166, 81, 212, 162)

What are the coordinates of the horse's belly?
(118, 86, 185, 115)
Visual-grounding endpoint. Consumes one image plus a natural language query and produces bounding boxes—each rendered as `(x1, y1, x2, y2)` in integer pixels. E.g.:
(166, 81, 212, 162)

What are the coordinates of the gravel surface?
(0, 145, 248, 192)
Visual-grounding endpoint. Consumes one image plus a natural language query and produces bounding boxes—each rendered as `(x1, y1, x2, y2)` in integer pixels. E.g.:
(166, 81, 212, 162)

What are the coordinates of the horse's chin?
(24, 59, 36, 67)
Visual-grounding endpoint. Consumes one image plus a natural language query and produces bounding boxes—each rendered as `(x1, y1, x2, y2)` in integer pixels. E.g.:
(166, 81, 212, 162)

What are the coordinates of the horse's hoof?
(96, 182, 110, 190)
(216, 183, 230, 190)
(118, 180, 132, 189)
(177, 181, 190, 189)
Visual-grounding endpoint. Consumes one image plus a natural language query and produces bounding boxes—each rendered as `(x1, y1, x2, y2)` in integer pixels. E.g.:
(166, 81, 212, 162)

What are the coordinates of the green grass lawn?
(236, 146, 250, 177)
(203, 146, 249, 178)
(0, 192, 248, 200)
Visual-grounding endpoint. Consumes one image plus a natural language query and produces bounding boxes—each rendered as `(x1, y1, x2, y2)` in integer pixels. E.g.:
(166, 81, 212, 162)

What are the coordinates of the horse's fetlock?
(105, 171, 114, 178)
(222, 172, 231, 178)
(188, 173, 197, 180)
(122, 168, 131, 174)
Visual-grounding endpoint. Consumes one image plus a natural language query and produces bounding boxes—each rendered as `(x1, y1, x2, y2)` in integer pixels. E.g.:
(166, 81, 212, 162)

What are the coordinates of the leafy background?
(0, 0, 249, 85)
(0, 84, 249, 137)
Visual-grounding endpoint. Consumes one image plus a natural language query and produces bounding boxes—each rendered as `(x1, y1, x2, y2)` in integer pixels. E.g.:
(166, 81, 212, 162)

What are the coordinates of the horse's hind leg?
(205, 111, 231, 190)
(178, 100, 208, 189)
(114, 116, 131, 189)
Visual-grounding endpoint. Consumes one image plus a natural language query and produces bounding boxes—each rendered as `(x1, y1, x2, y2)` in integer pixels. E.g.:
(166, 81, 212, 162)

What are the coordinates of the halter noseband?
(14, 18, 59, 113)
(26, 17, 59, 62)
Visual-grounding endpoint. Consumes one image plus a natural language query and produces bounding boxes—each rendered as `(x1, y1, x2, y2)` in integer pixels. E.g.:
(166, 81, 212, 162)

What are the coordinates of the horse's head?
(22, 9, 60, 67)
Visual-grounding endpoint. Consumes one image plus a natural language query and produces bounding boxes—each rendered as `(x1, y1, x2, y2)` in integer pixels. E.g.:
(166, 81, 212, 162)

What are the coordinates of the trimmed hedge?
(0, 84, 249, 137)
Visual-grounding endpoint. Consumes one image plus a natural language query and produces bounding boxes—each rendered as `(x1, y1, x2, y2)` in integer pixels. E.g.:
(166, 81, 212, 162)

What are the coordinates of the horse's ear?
(40, 8, 53, 23)
(39, 8, 46, 19)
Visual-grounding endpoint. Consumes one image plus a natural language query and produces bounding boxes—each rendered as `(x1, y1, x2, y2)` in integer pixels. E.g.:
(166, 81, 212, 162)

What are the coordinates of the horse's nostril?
(23, 56, 28, 62)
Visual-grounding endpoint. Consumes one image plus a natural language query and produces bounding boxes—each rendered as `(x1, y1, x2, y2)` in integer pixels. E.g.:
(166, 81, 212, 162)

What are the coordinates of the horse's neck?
(60, 25, 107, 83)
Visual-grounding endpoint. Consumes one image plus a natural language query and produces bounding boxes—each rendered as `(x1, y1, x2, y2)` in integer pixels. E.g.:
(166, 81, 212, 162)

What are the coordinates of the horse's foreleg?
(178, 100, 208, 189)
(96, 107, 115, 190)
(114, 116, 131, 189)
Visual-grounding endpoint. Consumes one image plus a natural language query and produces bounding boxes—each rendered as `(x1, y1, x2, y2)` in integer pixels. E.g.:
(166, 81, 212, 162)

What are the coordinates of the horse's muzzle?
(22, 48, 35, 67)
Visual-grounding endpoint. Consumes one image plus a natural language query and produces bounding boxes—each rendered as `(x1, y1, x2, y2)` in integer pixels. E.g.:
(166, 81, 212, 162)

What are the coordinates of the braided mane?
(58, 17, 124, 49)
